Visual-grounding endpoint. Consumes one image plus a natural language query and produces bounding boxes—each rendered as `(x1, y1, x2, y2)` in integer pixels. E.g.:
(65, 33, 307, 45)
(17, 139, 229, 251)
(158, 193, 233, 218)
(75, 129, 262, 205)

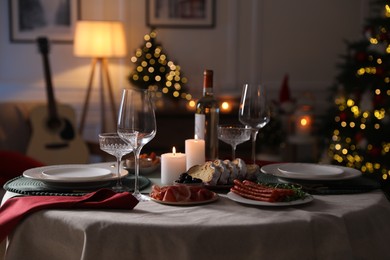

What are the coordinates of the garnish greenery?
(261, 182, 308, 202)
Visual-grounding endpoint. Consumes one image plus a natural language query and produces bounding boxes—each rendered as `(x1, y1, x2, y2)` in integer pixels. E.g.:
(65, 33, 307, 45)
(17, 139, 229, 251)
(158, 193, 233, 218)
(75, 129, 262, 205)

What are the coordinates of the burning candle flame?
(172, 146, 176, 155)
(300, 118, 308, 126)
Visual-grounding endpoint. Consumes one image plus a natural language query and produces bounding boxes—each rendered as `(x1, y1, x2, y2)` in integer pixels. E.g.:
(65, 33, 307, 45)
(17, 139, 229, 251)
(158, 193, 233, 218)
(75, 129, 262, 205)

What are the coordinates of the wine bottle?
(195, 69, 219, 160)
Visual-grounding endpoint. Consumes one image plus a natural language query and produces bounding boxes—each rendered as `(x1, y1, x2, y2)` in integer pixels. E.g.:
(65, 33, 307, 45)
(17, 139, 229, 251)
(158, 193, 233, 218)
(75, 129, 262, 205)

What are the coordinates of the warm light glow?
(295, 108, 313, 135)
(74, 21, 127, 58)
(221, 101, 231, 113)
(298, 115, 311, 128)
(172, 146, 176, 155)
(370, 38, 378, 44)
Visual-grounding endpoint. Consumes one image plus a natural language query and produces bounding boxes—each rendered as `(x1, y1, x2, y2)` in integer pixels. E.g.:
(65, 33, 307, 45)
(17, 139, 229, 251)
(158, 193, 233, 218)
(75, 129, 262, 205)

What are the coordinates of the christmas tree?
(128, 30, 192, 102)
(325, 0, 390, 186)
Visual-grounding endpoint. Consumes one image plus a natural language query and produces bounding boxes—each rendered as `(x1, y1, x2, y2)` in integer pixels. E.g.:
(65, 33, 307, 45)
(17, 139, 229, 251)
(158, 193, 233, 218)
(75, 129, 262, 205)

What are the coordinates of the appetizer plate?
(277, 163, 343, 179)
(123, 157, 161, 175)
(227, 191, 313, 206)
(150, 192, 219, 206)
(261, 163, 361, 181)
(23, 164, 128, 183)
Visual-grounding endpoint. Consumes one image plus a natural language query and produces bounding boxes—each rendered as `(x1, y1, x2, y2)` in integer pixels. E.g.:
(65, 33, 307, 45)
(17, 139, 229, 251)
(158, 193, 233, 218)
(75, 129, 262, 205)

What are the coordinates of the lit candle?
(185, 136, 205, 170)
(293, 104, 313, 137)
(296, 115, 312, 135)
(161, 147, 187, 185)
(186, 100, 197, 112)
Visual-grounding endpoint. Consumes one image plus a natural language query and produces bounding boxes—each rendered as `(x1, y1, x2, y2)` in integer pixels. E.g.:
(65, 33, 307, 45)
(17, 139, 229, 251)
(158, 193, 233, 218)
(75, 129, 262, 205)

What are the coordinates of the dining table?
(1, 161, 390, 260)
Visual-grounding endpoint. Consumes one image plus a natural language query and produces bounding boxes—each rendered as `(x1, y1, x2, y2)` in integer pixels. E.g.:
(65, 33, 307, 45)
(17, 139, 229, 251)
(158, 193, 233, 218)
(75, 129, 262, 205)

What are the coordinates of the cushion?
(0, 150, 45, 186)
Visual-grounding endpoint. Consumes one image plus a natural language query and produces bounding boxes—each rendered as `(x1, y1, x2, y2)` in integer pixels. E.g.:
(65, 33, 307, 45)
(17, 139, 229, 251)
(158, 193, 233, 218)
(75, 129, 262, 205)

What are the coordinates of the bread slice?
(188, 161, 220, 185)
(224, 159, 238, 184)
(233, 158, 247, 180)
(212, 159, 229, 185)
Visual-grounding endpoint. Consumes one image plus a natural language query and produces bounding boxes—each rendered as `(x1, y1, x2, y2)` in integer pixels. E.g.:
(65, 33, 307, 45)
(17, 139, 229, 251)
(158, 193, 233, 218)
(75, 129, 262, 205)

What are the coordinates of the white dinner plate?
(42, 167, 112, 181)
(23, 164, 128, 183)
(227, 191, 313, 206)
(277, 163, 343, 179)
(150, 193, 219, 206)
(261, 163, 361, 181)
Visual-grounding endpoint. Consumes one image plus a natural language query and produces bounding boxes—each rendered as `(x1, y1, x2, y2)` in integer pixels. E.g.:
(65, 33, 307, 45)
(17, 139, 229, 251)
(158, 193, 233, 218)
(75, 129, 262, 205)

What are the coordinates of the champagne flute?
(98, 133, 133, 192)
(239, 83, 271, 164)
(117, 88, 156, 201)
(218, 124, 251, 160)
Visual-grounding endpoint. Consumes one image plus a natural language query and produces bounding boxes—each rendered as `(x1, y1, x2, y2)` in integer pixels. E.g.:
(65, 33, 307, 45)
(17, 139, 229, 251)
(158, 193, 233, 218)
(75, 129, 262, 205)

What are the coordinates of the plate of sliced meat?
(149, 184, 219, 206)
(227, 180, 313, 206)
(151, 193, 219, 206)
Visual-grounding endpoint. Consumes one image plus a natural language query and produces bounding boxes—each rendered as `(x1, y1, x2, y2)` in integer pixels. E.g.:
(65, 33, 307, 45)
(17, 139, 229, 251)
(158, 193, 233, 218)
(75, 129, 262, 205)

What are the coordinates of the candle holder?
(294, 105, 313, 137)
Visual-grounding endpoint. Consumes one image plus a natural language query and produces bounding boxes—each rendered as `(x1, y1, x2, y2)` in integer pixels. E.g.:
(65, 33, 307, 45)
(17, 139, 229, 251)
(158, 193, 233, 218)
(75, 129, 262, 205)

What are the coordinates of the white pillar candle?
(185, 138, 205, 170)
(161, 147, 187, 185)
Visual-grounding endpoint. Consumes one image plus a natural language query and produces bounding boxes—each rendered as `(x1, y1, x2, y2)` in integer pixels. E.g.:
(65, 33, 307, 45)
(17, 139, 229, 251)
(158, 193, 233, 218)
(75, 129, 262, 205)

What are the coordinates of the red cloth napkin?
(0, 189, 139, 243)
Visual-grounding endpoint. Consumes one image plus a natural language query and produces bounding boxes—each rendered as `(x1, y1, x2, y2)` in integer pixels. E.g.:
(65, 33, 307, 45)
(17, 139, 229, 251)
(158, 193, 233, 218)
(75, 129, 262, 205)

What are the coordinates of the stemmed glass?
(98, 133, 133, 192)
(218, 125, 251, 160)
(239, 83, 271, 164)
(117, 88, 156, 201)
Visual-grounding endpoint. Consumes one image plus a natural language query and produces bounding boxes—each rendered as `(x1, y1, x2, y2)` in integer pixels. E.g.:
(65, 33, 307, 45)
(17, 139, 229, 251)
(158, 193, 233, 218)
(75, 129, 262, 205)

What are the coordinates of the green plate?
(3, 175, 151, 196)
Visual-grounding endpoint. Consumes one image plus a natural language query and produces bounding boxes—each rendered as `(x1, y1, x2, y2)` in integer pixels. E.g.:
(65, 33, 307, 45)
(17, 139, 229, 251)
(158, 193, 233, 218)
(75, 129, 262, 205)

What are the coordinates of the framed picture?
(9, 0, 79, 43)
(146, 0, 215, 28)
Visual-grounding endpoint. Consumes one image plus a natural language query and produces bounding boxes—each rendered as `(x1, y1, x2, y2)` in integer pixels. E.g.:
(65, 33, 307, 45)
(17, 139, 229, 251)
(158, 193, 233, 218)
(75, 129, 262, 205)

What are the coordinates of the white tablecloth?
(4, 188, 390, 260)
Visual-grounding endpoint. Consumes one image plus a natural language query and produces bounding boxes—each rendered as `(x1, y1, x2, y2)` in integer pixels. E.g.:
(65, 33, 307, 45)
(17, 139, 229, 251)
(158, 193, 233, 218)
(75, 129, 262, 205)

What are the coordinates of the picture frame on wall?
(9, 0, 79, 43)
(146, 0, 215, 28)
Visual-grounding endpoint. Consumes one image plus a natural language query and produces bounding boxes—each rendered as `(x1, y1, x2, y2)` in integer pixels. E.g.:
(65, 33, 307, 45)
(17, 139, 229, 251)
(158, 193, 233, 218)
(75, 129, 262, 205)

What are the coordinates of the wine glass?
(117, 88, 156, 201)
(98, 133, 133, 192)
(239, 83, 271, 164)
(218, 124, 251, 160)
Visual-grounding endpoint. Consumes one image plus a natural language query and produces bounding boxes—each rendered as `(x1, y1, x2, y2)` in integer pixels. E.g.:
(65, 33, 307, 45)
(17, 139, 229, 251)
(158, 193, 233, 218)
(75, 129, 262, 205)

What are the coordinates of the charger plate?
(4, 175, 151, 196)
(277, 163, 343, 179)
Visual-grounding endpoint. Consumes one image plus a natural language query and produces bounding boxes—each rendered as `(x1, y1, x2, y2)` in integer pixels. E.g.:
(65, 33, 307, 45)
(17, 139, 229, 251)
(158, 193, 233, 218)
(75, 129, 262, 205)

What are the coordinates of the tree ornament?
(369, 146, 381, 157)
(356, 137, 368, 150)
(359, 90, 373, 112)
(355, 51, 367, 61)
(339, 111, 347, 121)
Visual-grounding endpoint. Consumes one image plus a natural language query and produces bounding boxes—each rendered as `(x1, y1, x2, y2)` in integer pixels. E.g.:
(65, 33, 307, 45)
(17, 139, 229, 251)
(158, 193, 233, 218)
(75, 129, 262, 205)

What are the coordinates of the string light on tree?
(128, 30, 191, 102)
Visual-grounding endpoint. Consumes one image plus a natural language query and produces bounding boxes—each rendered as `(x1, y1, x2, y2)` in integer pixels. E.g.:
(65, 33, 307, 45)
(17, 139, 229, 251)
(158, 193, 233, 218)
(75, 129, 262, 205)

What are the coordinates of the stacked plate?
(261, 163, 362, 182)
(23, 164, 128, 190)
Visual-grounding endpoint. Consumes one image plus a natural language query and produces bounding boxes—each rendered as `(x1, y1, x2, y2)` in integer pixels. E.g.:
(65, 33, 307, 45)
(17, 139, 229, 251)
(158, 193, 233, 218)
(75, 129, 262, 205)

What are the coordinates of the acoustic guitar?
(27, 37, 89, 165)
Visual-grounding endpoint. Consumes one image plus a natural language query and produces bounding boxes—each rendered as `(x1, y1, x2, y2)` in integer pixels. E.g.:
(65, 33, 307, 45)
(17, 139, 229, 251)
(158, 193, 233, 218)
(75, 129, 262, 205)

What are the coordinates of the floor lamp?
(74, 20, 127, 135)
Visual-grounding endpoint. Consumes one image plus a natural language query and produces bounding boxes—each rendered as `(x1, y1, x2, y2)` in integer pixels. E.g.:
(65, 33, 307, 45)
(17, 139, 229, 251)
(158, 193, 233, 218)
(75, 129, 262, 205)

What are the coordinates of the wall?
(0, 0, 367, 143)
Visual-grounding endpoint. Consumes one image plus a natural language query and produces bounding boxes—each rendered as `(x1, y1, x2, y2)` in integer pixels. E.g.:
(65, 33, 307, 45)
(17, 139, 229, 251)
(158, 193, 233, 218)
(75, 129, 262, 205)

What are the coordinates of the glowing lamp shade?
(74, 20, 127, 134)
(74, 21, 127, 58)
